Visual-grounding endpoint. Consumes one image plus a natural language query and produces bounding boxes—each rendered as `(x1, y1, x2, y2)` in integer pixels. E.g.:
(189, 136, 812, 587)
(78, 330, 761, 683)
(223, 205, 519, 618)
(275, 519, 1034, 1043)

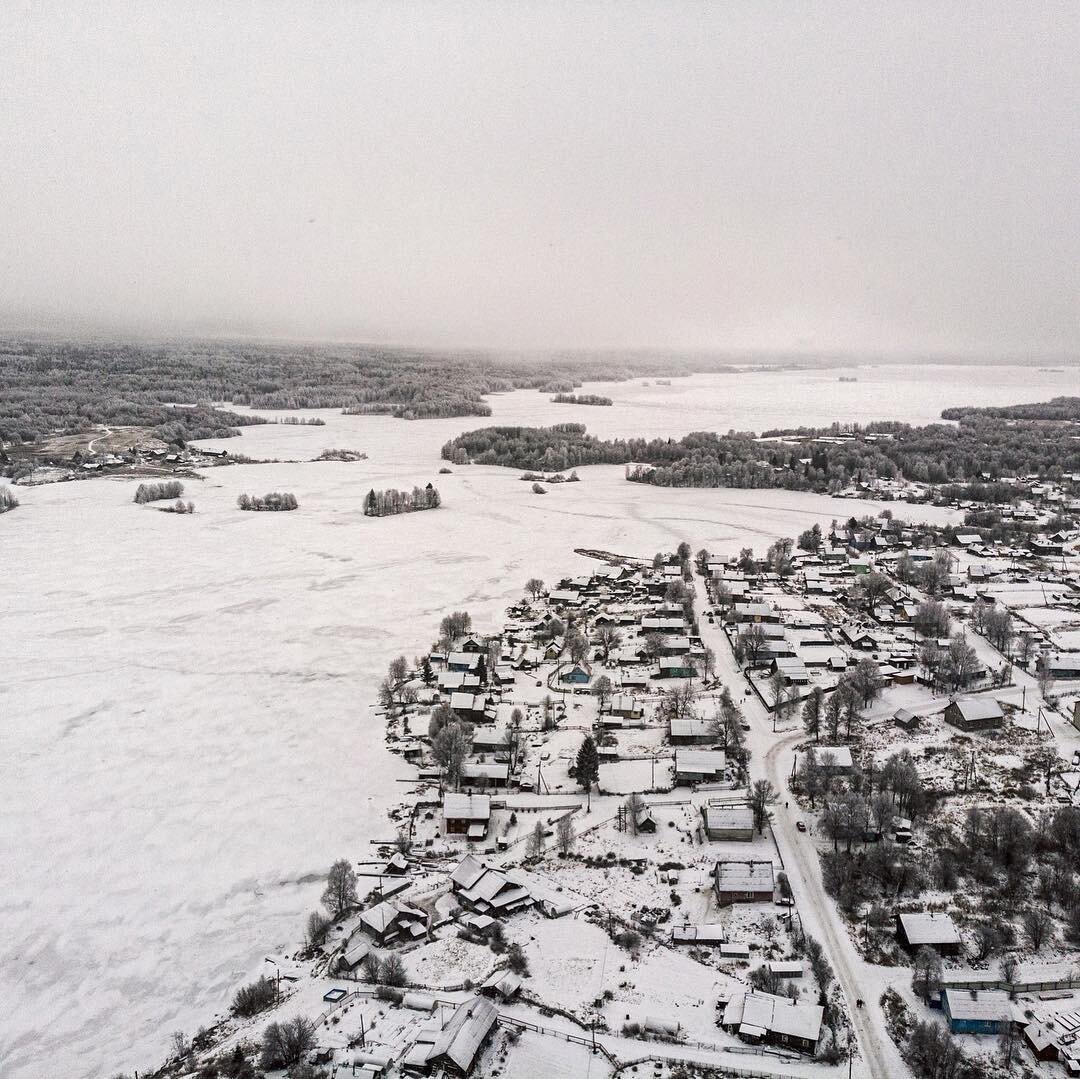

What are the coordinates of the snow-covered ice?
(4, 365, 1030, 1077)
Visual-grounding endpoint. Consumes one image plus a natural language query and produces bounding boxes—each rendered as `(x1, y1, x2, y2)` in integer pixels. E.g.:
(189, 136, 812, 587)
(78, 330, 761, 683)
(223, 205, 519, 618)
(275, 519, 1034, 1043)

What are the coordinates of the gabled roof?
(450, 854, 487, 890)
(676, 749, 726, 773)
(430, 995, 499, 1072)
(948, 697, 1004, 722)
(360, 898, 424, 934)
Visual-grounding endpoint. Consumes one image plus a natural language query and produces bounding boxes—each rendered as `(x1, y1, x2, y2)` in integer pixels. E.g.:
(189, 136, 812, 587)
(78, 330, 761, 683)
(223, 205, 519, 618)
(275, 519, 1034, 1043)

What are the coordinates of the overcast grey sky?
(1, 2, 1077, 354)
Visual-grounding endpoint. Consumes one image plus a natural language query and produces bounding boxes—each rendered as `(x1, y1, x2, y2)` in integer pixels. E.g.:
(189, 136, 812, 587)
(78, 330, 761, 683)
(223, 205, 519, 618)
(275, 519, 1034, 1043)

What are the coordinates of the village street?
(694, 589, 911, 1079)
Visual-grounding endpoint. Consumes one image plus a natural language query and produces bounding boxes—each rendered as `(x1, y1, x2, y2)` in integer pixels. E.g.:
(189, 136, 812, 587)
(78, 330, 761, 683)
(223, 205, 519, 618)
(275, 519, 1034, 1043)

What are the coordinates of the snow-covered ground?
(5, 363, 1052, 1078)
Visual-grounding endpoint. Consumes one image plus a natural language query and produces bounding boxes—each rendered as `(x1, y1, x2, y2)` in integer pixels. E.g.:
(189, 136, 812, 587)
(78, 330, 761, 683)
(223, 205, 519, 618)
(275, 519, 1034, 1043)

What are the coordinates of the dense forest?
(0, 335, 736, 444)
(442, 404, 1080, 491)
(363, 485, 441, 516)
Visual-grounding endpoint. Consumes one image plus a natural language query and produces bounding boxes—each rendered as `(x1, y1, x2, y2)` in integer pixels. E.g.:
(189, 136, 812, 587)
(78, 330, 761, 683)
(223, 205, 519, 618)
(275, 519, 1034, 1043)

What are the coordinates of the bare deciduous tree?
(321, 859, 358, 917)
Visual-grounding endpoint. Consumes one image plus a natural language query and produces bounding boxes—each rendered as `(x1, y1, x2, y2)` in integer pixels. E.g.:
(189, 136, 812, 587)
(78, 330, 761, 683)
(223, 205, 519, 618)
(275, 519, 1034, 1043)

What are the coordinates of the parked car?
(796, 821, 807, 833)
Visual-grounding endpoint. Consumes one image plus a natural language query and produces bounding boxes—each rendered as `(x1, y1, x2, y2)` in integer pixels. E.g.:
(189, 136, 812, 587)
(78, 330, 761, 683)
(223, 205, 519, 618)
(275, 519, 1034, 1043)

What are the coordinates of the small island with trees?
(134, 481, 185, 504)
(363, 484, 441, 516)
(552, 393, 613, 406)
(0, 487, 18, 514)
(237, 492, 299, 511)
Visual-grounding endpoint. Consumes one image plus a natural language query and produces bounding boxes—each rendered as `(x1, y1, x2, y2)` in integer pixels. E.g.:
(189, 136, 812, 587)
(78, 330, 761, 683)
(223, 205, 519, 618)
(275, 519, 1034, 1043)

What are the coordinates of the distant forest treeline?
(940, 396, 1080, 422)
(0, 336, 737, 444)
(442, 405, 1080, 492)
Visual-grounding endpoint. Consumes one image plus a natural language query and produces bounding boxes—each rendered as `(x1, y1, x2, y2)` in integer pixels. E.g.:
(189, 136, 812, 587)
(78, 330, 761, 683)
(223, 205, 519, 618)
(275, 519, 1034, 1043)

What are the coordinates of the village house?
(640, 615, 686, 634)
(714, 860, 775, 905)
(1023, 1023, 1061, 1063)
(469, 728, 509, 755)
(722, 991, 824, 1054)
(559, 662, 591, 685)
(770, 657, 809, 685)
(896, 912, 963, 956)
(674, 749, 726, 785)
(768, 961, 803, 979)
(941, 988, 1012, 1036)
(605, 693, 644, 721)
(657, 655, 698, 679)
(442, 794, 491, 839)
(358, 898, 427, 946)
(943, 697, 1005, 733)
(406, 994, 499, 1076)
(479, 969, 522, 1001)
(336, 933, 371, 972)
(805, 746, 854, 775)
(459, 761, 511, 790)
(438, 670, 481, 692)
(731, 602, 780, 624)
(547, 588, 582, 607)
(449, 691, 491, 724)
(701, 804, 754, 841)
(668, 716, 713, 744)
(671, 923, 727, 945)
(1047, 654, 1080, 680)
(450, 854, 532, 916)
(447, 651, 483, 673)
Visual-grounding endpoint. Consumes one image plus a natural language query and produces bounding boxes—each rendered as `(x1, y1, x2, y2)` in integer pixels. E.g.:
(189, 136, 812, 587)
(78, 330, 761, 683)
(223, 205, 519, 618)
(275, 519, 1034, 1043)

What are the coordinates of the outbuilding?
(701, 804, 754, 841)
(896, 912, 963, 956)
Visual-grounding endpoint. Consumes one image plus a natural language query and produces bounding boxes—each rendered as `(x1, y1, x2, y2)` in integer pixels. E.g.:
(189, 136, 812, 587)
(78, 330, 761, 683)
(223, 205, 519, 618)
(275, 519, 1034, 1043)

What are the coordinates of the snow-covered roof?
(443, 793, 491, 821)
(669, 717, 710, 737)
(715, 860, 774, 893)
(943, 988, 1012, 1022)
(672, 923, 727, 944)
(430, 995, 499, 1073)
(461, 761, 509, 781)
(724, 991, 823, 1043)
(948, 697, 1004, 722)
(806, 746, 853, 770)
(359, 898, 423, 935)
(675, 749, 726, 774)
(898, 911, 962, 947)
(447, 651, 481, 668)
(702, 804, 753, 832)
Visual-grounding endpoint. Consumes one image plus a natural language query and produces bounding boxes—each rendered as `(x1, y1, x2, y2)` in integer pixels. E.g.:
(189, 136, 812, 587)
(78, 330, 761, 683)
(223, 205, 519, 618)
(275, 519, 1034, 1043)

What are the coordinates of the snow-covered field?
(0, 363, 1052, 1078)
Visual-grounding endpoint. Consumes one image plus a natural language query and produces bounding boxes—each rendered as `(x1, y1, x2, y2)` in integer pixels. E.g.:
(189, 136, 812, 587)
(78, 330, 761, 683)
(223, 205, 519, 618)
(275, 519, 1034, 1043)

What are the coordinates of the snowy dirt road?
(695, 589, 911, 1079)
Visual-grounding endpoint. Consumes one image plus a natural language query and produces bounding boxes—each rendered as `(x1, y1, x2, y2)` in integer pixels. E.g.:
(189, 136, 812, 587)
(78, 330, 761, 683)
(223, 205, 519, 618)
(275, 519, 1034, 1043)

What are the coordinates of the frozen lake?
(0, 362, 1070, 1077)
